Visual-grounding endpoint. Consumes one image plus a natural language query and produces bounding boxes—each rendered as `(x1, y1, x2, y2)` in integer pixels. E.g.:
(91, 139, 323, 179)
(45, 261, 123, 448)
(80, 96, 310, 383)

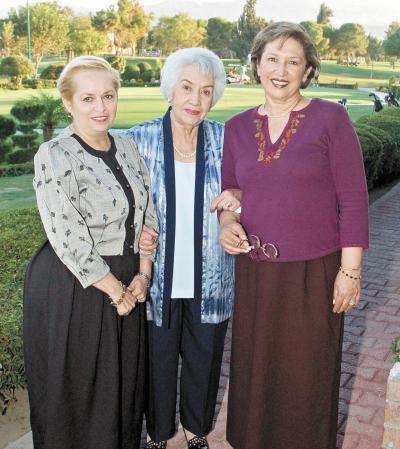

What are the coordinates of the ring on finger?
(349, 300, 356, 306)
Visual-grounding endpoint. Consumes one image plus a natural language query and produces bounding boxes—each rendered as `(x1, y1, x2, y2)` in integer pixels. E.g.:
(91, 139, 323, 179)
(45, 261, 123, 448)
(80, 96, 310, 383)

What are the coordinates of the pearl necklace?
(263, 96, 303, 119)
(173, 145, 197, 159)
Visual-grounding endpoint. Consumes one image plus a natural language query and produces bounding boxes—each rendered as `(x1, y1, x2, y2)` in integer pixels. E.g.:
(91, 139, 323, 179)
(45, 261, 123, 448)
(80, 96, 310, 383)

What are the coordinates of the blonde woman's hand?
(139, 225, 158, 256)
(112, 289, 137, 316)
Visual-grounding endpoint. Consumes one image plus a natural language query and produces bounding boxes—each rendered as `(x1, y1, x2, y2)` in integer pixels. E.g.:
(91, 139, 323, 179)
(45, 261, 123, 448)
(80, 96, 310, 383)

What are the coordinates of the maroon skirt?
(227, 251, 343, 449)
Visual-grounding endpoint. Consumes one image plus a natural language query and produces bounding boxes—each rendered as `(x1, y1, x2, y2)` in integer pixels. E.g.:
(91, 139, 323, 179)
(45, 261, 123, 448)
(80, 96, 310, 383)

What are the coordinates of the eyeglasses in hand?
(248, 234, 279, 261)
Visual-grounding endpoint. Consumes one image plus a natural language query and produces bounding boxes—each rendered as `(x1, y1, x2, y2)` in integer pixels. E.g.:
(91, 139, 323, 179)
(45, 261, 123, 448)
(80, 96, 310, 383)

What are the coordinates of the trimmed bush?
(137, 61, 152, 74)
(40, 64, 65, 80)
(0, 116, 16, 163)
(122, 64, 140, 81)
(0, 116, 16, 140)
(357, 124, 394, 185)
(6, 149, 34, 164)
(11, 101, 44, 153)
(0, 55, 34, 88)
(355, 124, 385, 189)
(0, 207, 45, 412)
(22, 79, 57, 89)
(356, 113, 400, 182)
(0, 142, 13, 164)
(141, 69, 154, 83)
(12, 133, 39, 151)
(0, 80, 17, 90)
(0, 162, 34, 177)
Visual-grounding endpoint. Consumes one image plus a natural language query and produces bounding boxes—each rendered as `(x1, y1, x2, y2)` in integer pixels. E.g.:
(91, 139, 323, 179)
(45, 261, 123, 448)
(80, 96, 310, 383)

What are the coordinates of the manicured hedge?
(0, 207, 45, 412)
(356, 109, 400, 187)
(0, 162, 34, 177)
(355, 124, 385, 189)
(6, 149, 34, 164)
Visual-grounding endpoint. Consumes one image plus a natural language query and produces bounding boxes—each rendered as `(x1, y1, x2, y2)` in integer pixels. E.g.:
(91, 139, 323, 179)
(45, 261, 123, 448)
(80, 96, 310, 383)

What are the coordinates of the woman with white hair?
(128, 48, 239, 449)
(24, 56, 158, 449)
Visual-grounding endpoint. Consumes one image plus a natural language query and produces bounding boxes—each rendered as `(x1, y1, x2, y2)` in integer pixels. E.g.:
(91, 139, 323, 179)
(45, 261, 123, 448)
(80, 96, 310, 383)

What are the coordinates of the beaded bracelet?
(136, 271, 151, 288)
(339, 267, 362, 280)
(109, 281, 127, 307)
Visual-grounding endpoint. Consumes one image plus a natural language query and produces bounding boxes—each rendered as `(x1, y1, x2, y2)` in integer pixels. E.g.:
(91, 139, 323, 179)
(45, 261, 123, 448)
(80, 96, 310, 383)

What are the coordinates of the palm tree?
(29, 92, 67, 141)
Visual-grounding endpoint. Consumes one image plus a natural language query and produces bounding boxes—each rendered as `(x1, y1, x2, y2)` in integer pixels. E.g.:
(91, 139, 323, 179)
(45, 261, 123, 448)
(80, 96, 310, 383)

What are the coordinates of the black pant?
(146, 298, 228, 442)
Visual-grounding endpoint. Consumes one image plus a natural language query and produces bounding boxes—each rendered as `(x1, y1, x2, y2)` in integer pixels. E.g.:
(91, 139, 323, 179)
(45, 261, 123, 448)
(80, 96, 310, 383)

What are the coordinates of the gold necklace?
(263, 96, 303, 119)
(173, 145, 197, 159)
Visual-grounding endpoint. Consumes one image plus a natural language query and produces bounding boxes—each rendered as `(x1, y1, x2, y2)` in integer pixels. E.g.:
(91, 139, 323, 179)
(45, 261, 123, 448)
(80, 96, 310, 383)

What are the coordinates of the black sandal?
(144, 440, 167, 449)
(184, 432, 209, 449)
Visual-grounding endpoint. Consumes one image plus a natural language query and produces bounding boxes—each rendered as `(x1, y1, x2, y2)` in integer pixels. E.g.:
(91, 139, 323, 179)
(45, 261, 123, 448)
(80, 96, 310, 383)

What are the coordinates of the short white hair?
(160, 48, 226, 107)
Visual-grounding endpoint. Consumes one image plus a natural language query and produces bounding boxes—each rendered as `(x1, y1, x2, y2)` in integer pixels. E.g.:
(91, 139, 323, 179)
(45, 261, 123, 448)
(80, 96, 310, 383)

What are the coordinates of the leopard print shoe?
(186, 435, 209, 449)
(144, 440, 167, 449)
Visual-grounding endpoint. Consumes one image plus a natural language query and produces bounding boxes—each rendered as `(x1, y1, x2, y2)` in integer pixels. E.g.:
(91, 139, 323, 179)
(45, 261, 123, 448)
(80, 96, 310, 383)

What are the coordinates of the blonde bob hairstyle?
(251, 21, 320, 89)
(160, 48, 226, 107)
(57, 56, 120, 101)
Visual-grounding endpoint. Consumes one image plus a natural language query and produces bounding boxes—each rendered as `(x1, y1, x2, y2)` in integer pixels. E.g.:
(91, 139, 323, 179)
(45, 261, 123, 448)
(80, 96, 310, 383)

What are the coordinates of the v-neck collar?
(254, 98, 315, 148)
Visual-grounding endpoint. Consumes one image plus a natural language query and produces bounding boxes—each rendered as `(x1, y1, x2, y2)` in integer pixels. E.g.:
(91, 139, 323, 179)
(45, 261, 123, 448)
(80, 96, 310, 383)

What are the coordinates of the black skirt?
(227, 251, 343, 449)
(23, 241, 146, 449)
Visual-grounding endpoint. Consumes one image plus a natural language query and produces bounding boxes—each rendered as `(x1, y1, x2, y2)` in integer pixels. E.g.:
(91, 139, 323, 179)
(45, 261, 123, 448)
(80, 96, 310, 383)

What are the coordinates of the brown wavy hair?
(251, 21, 320, 89)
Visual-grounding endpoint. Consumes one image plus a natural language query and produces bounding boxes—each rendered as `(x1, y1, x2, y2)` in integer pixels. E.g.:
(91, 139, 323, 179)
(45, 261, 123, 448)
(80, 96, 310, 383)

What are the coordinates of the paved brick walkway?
(5, 182, 400, 449)
(336, 181, 400, 449)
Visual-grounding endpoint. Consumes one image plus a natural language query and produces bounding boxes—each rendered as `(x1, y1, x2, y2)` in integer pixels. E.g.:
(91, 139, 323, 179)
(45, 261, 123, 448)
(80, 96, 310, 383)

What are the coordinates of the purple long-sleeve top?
(222, 98, 369, 262)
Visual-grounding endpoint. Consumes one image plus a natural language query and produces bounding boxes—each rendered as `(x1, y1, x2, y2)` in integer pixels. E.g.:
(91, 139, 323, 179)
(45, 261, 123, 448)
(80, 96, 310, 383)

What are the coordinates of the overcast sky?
(1, 0, 397, 38)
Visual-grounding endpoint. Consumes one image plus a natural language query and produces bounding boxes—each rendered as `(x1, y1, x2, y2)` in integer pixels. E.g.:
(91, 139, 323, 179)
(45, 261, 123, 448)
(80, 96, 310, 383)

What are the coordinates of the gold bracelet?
(339, 268, 362, 280)
(340, 266, 361, 272)
(109, 281, 126, 307)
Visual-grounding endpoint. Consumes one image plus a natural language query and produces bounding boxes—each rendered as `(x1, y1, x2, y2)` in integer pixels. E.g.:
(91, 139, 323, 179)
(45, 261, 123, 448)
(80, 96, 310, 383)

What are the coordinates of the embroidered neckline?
(254, 112, 306, 164)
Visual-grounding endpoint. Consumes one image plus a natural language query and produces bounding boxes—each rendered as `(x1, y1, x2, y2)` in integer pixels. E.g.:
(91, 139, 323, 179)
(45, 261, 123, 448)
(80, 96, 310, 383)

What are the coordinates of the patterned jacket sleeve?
(132, 140, 159, 261)
(33, 141, 110, 288)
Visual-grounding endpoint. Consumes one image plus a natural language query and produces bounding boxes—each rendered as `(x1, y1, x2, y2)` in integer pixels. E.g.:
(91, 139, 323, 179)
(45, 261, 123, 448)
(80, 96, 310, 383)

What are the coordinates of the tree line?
(0, 0, 399, 77)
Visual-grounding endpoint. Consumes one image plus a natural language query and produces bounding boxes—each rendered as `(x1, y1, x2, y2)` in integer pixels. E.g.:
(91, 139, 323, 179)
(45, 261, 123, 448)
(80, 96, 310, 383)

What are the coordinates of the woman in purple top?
(219, 22, 369, 449)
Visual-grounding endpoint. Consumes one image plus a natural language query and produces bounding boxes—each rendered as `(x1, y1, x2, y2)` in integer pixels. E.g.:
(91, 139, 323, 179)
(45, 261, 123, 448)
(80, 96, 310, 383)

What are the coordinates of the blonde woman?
(23, 56, 158, 449)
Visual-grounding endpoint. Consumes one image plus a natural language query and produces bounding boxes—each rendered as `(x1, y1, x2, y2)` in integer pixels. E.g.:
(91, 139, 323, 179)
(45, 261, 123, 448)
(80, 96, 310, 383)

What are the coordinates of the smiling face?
(170, 65, 214, 128)
(62, 69, 118, 137)
(257, 37, 311, 104)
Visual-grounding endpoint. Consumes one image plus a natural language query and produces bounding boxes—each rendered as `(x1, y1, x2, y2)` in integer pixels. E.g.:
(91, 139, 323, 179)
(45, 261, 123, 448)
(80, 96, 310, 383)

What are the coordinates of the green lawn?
(319, 60, 400, 88)
(0, 174, 36, 211)
(0, 84, 373, 127)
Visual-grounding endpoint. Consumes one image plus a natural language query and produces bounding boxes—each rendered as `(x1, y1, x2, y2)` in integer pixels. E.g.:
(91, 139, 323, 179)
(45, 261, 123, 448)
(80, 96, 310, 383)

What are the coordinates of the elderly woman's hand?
(139, 225, 158, 256)
(210, 189, 242, 213)
(332, 271, 361, 313)
(219, 212, 251, 255)
(127, 275, 148, 303)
